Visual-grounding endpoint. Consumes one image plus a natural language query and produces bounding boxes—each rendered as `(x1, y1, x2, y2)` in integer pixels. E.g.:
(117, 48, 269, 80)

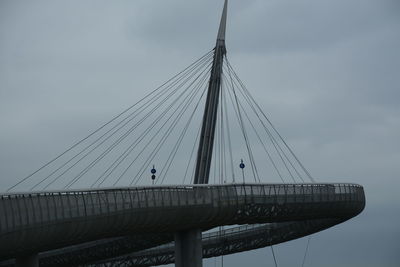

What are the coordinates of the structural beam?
(175, 1, 228, 267)
(174, 229, 202, 267)
(193, 0, 228, 185)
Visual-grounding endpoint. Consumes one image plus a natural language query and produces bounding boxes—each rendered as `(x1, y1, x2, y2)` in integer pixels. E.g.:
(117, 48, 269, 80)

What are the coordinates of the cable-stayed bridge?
(0, 1, 365, 266)
(1, 184, 364, 266)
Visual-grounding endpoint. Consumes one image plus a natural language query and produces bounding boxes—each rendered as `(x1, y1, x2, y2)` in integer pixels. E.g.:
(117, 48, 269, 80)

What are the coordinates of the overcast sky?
(0, 0, 399, 266)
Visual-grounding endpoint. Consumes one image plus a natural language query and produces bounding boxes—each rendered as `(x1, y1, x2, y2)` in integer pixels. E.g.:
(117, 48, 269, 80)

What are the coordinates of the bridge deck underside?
(89, 219, 342, 267)
(0, 183, 365, 266)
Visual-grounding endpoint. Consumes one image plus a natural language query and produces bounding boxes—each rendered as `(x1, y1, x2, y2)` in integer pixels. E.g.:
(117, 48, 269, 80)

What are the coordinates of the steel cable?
(8, 49, 213, 192)
(63, 56, 213, 189)
(225, 65, 260, 183)
(225, 58, 315, 183)
(130, 68, 211, 186)
(224, 64, 303, 183)
(92, 59, 213, 187)
(32, 52, 214, 190)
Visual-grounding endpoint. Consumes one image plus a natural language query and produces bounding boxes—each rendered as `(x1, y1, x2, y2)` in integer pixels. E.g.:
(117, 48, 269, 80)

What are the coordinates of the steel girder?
(0, 183, 365, 265)
(91, 219, 344, 267)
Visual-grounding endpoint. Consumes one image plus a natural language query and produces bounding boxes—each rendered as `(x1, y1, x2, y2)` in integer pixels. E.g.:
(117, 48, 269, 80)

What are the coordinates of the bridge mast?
(174, 2, 228, 267)
(193, 0, 227, 185)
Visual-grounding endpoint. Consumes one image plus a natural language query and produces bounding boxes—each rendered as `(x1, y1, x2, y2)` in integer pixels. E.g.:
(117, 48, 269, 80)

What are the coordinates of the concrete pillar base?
(174, 229, 202, 267)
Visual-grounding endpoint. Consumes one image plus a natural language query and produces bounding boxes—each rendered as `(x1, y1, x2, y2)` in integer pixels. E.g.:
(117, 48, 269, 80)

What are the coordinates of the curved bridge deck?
(0, 183, 365, 265)
(91, 218, 340, 267)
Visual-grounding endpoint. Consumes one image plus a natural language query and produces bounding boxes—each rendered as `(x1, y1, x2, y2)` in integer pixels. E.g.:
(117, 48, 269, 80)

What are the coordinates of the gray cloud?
(0, 0, 399, 266)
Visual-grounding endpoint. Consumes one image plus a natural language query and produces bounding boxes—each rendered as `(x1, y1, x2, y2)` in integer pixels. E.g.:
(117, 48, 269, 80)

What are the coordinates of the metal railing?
(0, 183, 364, 233)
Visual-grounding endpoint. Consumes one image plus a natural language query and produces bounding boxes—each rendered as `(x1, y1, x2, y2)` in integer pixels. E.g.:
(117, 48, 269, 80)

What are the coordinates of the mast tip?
(217, 0, 228, 42)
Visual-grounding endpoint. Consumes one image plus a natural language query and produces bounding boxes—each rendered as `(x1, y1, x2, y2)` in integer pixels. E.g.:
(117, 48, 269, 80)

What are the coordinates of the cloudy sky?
(0, 0, 399, 266)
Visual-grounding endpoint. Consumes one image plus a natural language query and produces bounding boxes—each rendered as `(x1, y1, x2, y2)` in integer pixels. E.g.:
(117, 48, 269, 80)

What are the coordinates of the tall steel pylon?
(175, 2, 228, 267)
(193, 0, 227, 185)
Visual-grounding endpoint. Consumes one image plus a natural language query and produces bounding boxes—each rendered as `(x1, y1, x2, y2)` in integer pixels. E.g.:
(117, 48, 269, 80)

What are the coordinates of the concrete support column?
(16, 254, 38, 267)
(174, 229, 202, 267)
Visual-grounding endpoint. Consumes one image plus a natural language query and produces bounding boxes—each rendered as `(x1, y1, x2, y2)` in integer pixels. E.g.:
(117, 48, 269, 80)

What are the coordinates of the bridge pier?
(16, 254, 38, 267)
(174, 229, 202, 267)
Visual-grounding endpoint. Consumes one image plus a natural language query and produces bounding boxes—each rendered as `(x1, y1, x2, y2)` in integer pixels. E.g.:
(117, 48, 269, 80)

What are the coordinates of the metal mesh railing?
(0, 183, 365, 263)
(0, 183, 364, 232)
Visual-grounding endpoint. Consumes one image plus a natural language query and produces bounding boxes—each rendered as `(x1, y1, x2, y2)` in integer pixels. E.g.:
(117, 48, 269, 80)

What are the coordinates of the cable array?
(7, 50, 314, 192)
(218, 56, 315, 184)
